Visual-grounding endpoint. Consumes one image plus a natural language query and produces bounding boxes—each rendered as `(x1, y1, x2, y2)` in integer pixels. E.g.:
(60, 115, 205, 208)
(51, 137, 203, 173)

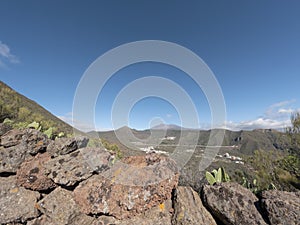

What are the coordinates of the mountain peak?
(151, 123, 183, 130)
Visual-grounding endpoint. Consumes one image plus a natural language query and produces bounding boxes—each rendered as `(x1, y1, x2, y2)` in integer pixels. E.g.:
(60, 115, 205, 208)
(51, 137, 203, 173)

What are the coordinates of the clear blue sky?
(0, 0, 299, 131)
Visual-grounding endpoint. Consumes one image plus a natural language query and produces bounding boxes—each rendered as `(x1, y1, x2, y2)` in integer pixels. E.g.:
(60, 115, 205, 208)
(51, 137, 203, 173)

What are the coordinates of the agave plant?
(205, 167, 230, 185)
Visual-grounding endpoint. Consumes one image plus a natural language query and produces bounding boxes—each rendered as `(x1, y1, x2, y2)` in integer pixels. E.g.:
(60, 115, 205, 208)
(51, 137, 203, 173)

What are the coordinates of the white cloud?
(223, 118, 290, 131)
(0, 41, 19, 67)
(265, 99, 296, 118)
(278, 108, 294, 114)
(221, 100, 298, 131)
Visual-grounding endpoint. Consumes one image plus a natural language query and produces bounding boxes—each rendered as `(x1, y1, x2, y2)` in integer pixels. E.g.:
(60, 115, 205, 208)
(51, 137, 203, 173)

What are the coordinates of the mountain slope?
(0, 81, 74, 135)
(96, 126, 290, 155)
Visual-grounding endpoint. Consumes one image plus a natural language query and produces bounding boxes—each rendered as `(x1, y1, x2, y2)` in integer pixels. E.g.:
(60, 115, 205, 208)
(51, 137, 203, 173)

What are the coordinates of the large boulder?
(202, 182, 267, 225)
(34, 187, 94, 225)
(0, 176, 40, 224)
(74, 153, 179, 219)
(172, 186, 217, 225)
(16, 152, 56, 191)
(261, 190, 300, 225)
(44, 147, 111, 186)
(46, 135, 88, 157)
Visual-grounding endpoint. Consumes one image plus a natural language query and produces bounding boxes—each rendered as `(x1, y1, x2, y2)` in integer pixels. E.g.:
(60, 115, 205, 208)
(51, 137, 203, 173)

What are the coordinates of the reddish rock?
(172, 186, 217, 225)
(16, 153, 56, 191)
(0, 176, 40, 224)
(74, 153, 179, 219)
(261, 190, 300, 225)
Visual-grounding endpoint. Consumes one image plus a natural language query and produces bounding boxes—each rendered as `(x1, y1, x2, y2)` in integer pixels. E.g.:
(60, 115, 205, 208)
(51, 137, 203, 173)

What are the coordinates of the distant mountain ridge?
(96, 125, 290, 155)
(150, 123, 183, 130)
(0, 81, 74, 135)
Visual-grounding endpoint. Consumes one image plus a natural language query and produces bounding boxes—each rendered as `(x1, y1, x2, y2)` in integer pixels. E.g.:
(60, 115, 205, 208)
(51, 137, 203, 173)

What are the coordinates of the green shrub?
(101, 139, 122, 159)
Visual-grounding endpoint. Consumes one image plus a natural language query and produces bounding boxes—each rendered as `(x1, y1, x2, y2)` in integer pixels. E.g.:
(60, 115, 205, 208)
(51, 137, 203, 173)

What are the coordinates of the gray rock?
(0, 176, 40, 224)
(46, 135, 88, 157)
(172, 186, 217, 225)
(0, 122, 12, 136)
(44, 147, 111, 186)
(95, 199, 173, 225)
(0, 129, 49, 173)
(202, 182, 267, 225)
(28, 215, 95, 225)
(0, 128, 24, 147)
(261, 190, 300, 225)
(16, 152, 56, 191)
(74, 153, 179, 219)
(0, 145, 30, 173)
(0, 128, 49, 154)
(36, 187, 94, 225)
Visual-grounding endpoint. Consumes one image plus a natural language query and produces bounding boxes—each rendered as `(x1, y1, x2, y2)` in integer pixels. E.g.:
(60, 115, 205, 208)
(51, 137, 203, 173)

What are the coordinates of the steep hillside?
(0, 81, 74, 135)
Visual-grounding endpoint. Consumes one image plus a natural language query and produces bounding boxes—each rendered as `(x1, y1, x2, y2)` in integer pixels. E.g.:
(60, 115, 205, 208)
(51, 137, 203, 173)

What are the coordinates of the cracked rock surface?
(44, 147, 111, 186)
(0, 128, 49, 173)
(74, 154, 179, 219)
(0, 176, 40, 224)
(261, 190, 300, 225)
(202, 182, 268, 225)
(46, 135, 88, 157)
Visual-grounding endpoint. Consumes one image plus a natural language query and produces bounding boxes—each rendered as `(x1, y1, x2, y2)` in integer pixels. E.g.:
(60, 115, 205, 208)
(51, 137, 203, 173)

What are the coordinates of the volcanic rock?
(0, 128, 49, 154)
(0, 122, 12, 136)
(95, 199, 173, 225)
(0, 176, 40, 224)
(261, 190, 300, 225)
(74, 153, 179, 219)
(36, 187, 94, 225)
(46, 135, 88, 157)
(0, 145, 28, 173)
(0, 129, 49, 173)
(172, 186, 216, 225)
(16, 152, 56, 191)
(202, 182, 267, 225)
(44, 147, 111, 186)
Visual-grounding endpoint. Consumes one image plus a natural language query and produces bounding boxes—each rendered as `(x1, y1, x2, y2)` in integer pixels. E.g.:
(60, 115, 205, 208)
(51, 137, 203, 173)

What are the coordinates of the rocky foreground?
(0, 124, 299, 225)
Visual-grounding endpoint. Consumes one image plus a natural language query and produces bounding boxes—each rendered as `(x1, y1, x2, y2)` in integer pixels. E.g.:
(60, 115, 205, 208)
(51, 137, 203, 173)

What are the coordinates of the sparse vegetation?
(100, 139, 122, 159)
(246, 149, 299, 191)
(88, 138, 122, 159)
(0, 81, 73, 136)
(286, 112, 300, 157)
